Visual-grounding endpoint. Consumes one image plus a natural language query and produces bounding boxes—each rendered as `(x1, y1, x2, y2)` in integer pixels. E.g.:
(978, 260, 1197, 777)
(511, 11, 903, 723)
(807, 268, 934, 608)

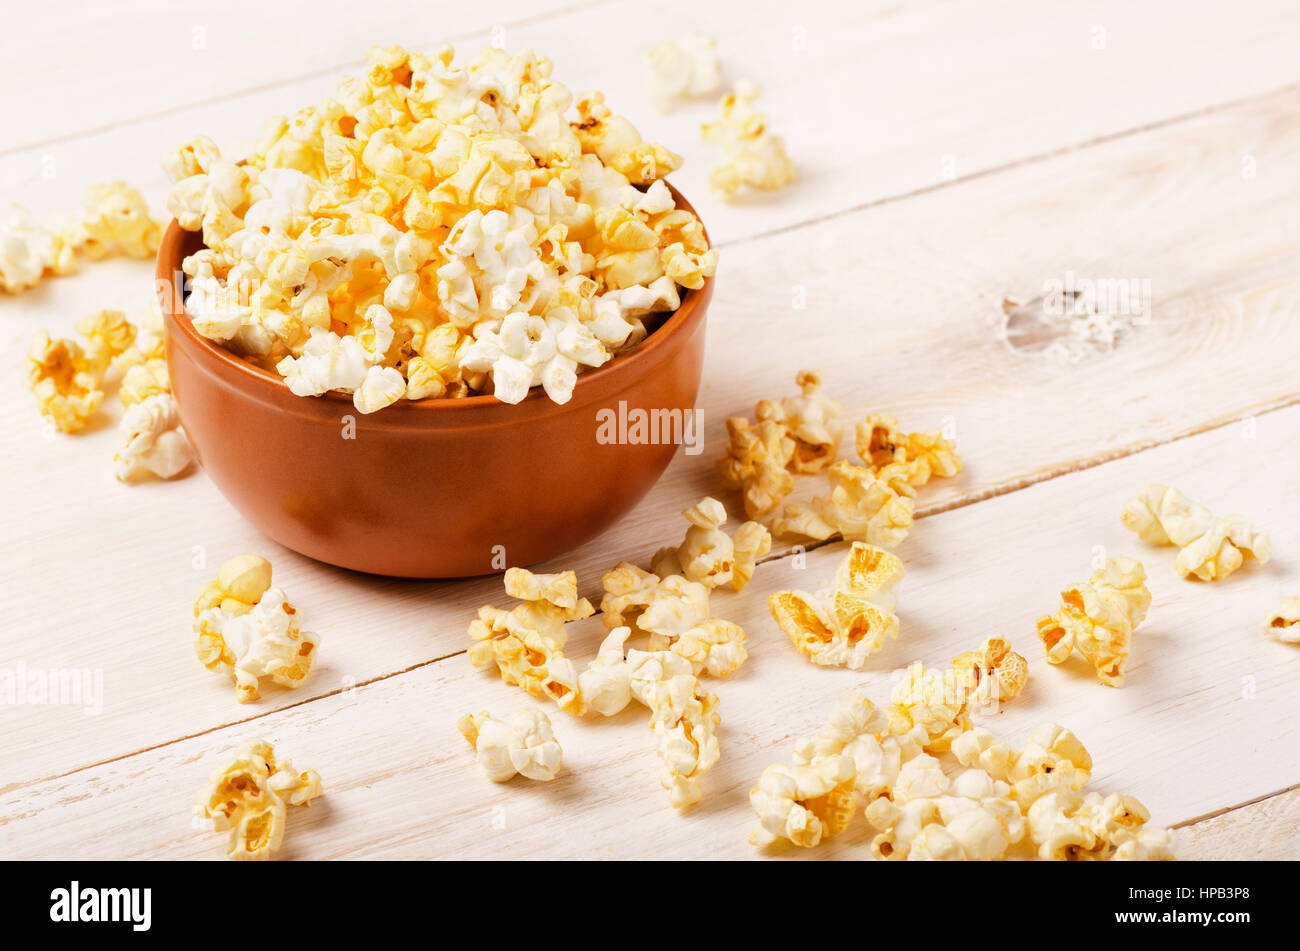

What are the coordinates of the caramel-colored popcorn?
(26, 331, 106, 433)
(1036, 558, 1150, 687)
(855, 414, 961, 487)
(193, 741, 322, 860)
(165, 46, 712, 407)
(1122, 484, 1271, 581)
(767, 542, 903, 669)
(1263, 596, 1300, 645)
(772, 459, 915, 547)
(649, 496, 771, 592)
(717, 403, 796, 520)
(701, 81, 795, 199)
(458, 708, 564, 782)
(468, 568, 594, 715)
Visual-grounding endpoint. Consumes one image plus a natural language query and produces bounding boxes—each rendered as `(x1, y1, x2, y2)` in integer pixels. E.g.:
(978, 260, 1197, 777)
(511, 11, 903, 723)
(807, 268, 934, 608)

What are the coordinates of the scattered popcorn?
(0, 205, 58, 293)
(767, 542, 903, 669)
(645, 35, 722, 111)
(1036, 558, 1150, 687)
(1121, 484, 1271, 581)
(458, 708, 564, 782)
(577, 626, 634, 716)
(627, 648, 720, 808)
(780, 370, 843, 473)
(949, 636, 1029, 709)
(112, 393, 195, 481)
(468, 568, 594, 715)
(1262, 597, 1300, 645)
(26, 331, 106, 433)
(772, 459, 915, 546)
(855, 414, 962, 487)
(670, 618, 748, 677)
(649, 496, 771, 591)
(701, 81, 795, 199)
(718, 402, 796, 519)
(165, 45, 715, 408)
(67, 181, 163, 261)
(193, 556, 319, 702)
(193, 740, 322, 860)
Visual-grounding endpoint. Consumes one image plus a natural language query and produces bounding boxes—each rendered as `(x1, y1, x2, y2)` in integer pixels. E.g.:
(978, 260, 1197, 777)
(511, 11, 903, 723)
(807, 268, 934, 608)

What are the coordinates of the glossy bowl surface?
(156, 185, 712, 577)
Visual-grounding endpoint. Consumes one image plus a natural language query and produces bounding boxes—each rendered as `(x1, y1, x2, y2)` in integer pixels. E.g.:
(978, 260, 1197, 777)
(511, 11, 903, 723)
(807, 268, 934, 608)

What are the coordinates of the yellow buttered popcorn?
(468, 568, 594, 715)
(1263, 597, 1300, 645)
(701, 80, 795, 199)
(458, 708, 564, 782)
(718, 402, 796, 520)
(780, 370, 844, 474)
(1036, 558, 1150, 687)
(949, 636, 1029, 709)
(112, 393, 195, 482)
(649, 496, 771, 592)
(74, 310, 137, 369)
(26, 332, 106, 433)
(855, 414, 962, 487)
(164, 46, 714, 408)
(768, 542, 903, 669)
(1122, 484, 1271, 581)
(66, 181, 163, 261)
(772, 459, 916, 547)
(193, 740, 323, 861)
(193, 555, 320, 702)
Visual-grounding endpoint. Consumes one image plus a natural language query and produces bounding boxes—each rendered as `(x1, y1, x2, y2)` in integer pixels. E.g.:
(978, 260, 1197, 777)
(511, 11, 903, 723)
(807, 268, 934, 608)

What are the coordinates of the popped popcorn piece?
(626, 649, 720, 808)
(599, 561, 662, 632)
(577, 626, 634, 716)
(1263, 597, 1300, 645)
(648, 496, 772, 592)
(1025, 788, 1172, 861)
(887, 662, 971, 753)
(701, 81, 795, 199)
(718, 402, 796, 519)
(194, 584, 320, 703)
(26, 331, 105, 433)
(855, 414, 962, 487)
(670, 618, 748, 677)
(1121, 484, 1271, 581)
(767, 542, 903, 669)
(165, 46, 712, 408)
(74, 310, 138, 370)
(0, 205, 58, 293)
(780, 370, 843, 473)
(468, 567, 594, 715)
(66, 181, 163, 260)
(772, 459, 915, 547)
(119, 358, 171, 406)
(195, 554, 274, 619)
(645, 35, 722, 111)
(949, 636, 1029, 709)
(112, 393, 195, 481)
(193, 740, 322, 861)
(457, 708, 564, 782)
(1035, 558, 1150, 687)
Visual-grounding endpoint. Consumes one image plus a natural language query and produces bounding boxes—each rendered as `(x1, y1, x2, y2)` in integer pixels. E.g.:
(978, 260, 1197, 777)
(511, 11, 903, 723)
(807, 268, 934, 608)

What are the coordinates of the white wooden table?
(3, 0, 1299, 860)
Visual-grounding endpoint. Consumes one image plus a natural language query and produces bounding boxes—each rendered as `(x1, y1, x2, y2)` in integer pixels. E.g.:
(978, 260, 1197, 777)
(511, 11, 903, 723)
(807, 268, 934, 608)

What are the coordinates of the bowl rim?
(156, 181, 713, 415)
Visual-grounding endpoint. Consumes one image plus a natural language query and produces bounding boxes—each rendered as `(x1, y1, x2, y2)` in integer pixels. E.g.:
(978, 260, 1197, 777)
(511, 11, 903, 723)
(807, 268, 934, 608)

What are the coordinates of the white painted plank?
(4, 403, 1298, 858)
(4, 87, 1300, 790)
(1176, 789, 1300, 861)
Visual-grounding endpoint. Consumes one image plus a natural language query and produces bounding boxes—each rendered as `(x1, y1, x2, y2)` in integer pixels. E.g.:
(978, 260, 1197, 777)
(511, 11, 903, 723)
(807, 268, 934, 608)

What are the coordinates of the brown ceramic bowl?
(156, 185, 712, 578)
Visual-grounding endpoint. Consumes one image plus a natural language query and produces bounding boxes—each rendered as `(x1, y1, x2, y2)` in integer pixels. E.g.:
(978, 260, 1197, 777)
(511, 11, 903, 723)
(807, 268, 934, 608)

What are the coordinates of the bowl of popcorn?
(157, 45, 717, 578)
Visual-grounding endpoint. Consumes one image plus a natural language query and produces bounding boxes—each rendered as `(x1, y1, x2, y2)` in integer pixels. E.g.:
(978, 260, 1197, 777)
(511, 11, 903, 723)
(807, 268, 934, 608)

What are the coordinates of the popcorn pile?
(193, 554, 320, 703)
(1122, 484, 1271, 581)
(466, 498, 765, 808)
(459, 708, 564, 782)
(0, 182, 162, 294)
(193, 740, 323, 861)
(768, 542, 903, 669)
(719, 371, 961, 546)
(162, 45, 718, 411)
(750, 671, 1172, 860)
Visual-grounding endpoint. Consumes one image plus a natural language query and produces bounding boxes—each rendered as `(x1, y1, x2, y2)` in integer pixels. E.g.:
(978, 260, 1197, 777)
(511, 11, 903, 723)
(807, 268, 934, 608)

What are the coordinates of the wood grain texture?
(1176, 788, 1300, 860)
(4, 403, 1297, 858)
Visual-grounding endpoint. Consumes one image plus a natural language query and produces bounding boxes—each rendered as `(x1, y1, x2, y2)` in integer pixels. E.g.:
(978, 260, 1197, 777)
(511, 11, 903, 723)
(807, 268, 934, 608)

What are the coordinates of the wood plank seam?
(1172, 781, 1300, 829)
(0, 0, 618, 161)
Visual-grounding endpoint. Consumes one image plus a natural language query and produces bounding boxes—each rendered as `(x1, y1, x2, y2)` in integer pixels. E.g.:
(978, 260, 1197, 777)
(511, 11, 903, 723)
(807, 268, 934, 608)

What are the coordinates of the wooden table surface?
(2, 0, 1298, 860)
